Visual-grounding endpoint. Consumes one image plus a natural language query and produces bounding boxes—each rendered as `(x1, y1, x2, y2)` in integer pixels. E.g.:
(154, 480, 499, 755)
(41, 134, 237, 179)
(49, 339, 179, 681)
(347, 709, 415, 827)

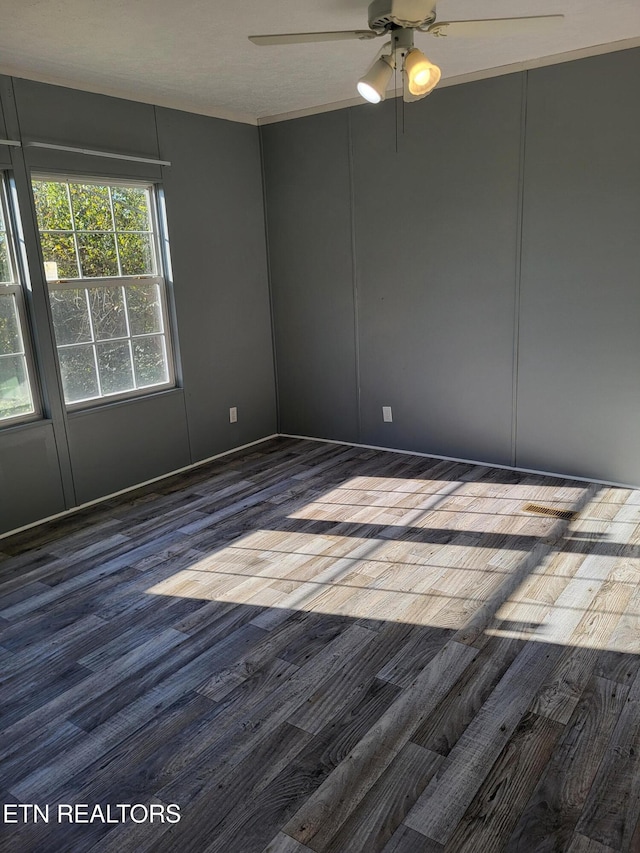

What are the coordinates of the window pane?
(97, 341, 133, 395)
(32, 181, 72, 230)
(89, 286, 127, 340)
(0, 234, 12, 282)
(112, 186, 150, 231)
(1, 177, 37, 423)
(0, 293, 22, 354)
(58, 345, 99, 403)
(40, 232, 78, 279)
(0, 355, 33, 420)
(49, 289, 91, 345)
(118, 233, 154, 276)
(133, 335, 168, 387)
(70, 184, 112, 231)
(32, 175, 173, 408)
(78, 233, 118, 278)
(127, 284, 162, 335)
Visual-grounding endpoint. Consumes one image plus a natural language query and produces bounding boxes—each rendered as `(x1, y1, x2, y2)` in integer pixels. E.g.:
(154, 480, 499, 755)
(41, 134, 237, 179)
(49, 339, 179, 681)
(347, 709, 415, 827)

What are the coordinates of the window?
(0, 176, 38, 424)
(32, 176, 174, 407)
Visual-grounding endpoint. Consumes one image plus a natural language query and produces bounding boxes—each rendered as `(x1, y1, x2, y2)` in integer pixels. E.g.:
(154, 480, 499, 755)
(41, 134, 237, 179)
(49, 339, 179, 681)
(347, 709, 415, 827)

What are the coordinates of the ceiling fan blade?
(427, 15, 564, 38)
(249, 30, 381, 46)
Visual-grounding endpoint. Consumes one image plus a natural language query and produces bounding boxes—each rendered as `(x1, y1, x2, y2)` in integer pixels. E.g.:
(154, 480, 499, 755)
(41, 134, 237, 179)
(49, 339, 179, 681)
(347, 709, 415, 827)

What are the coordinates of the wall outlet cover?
(382, 406, 393, 423)
(229, 406, 238, 423)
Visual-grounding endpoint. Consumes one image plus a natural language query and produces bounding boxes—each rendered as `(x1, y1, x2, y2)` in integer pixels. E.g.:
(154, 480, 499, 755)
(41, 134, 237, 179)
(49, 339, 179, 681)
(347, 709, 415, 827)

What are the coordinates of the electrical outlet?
(382, 406, 392, 423)
(229, 406, 238, 424)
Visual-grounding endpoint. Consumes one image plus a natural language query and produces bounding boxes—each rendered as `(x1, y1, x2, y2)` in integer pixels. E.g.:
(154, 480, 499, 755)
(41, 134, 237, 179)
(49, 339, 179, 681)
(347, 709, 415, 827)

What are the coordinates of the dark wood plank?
(193, 677, 402, 853)
(444, 712, 564, 853)
(403, 638, 565, 845)
(411, 633, 524, 755)
(283, 641, 476, 850)
(575, 670, 640, 850)
(155, 623, 379, 808)
(68, 621, 267, 732)
(0, 660, 92, 729)
(1, 693, 222, 852)
(260, 834, 315, 853)
(505, 676, 630, 852)
(3, 626, 188, 780)
(287, 619, 418, 735)
(0, 579, 50, 609)
(0, 720, 85, 794)
(376, 624, 449, 688)
(324, 742, 443, 853)
(381, 825, 444, 853)
(566, 834, 617, 853)
(84, 798, 175, 853)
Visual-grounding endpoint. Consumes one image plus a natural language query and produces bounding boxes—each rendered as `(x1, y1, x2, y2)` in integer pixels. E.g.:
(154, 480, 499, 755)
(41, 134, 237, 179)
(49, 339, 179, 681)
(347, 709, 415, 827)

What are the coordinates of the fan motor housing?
(368, 0, 437, 30)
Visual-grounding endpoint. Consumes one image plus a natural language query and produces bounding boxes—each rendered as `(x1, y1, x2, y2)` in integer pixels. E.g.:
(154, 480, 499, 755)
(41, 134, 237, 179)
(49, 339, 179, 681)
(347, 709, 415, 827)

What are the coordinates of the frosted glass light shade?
(404, 49, 441, 97)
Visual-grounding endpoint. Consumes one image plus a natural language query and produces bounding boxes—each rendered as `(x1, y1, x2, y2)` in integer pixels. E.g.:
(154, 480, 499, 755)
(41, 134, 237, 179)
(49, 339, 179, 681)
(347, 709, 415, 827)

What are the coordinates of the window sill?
(0, 415, 52, 435)
(65, 386, 184, 420)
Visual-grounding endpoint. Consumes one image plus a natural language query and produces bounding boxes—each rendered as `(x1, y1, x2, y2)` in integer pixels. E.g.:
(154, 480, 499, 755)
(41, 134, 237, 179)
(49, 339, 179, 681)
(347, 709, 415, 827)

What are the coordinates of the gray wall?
(262, 111, 359, 442)
(517, 50, 640, 484)
(350, 75, 522, 463)
(0, 77, 276, 535)
(263, 47, 640, 486)
(156, 107, 277, 461)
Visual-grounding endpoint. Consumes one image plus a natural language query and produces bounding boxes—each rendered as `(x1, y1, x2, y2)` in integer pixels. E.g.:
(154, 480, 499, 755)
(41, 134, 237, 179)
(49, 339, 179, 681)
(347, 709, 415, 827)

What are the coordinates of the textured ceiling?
(1, 0, 640, 124)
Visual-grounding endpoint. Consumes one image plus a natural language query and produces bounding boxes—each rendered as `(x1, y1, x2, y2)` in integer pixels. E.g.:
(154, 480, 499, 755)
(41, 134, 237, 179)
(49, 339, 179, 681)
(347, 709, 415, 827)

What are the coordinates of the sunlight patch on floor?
(144, 475, 640, 655)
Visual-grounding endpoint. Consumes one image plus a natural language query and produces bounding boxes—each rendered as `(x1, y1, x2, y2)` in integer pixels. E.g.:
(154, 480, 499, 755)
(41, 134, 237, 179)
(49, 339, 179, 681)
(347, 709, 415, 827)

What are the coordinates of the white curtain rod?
(24, 141, 170, 166)
(0, 139, 21, 147)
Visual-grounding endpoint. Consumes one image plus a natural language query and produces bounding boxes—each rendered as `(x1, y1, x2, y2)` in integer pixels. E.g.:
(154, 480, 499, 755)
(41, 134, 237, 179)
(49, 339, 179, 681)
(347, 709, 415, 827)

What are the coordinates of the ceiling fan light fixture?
(357, 53, 394, 103)
(404, 48, 441, 97)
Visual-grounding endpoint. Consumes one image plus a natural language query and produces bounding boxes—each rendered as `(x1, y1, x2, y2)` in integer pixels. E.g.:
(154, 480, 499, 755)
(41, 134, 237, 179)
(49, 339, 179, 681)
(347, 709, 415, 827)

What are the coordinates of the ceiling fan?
(249, 0, 564, 104)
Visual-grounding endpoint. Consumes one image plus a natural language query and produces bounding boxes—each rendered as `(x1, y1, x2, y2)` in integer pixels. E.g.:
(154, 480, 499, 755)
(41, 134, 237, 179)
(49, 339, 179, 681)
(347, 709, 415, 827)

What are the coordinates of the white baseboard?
(279, 433, 639, 491)
(3, 429, 636, 543)
(0, 434, 278, 541)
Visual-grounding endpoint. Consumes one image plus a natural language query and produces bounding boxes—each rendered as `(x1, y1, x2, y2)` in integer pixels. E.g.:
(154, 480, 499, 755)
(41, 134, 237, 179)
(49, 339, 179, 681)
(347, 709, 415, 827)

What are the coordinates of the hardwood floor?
(1, 436, 639, 852)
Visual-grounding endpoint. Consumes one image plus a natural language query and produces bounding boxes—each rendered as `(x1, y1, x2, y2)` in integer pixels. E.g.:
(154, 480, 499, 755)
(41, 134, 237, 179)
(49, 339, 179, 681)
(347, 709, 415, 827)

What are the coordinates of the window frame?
(0, 172, 41, 427)
(31, 172, 176, 411)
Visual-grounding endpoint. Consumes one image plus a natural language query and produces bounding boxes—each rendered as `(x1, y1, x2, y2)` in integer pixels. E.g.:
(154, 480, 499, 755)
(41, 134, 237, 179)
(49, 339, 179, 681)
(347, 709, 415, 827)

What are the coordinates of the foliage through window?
(0, 178, 37, 423)
(32, 177, 174, 406)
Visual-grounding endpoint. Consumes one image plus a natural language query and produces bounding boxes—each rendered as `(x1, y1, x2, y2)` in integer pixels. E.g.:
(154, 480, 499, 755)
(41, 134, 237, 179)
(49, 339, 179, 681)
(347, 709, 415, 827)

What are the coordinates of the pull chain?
(394, 41, 399, 154)
(394, 73, 399, 152)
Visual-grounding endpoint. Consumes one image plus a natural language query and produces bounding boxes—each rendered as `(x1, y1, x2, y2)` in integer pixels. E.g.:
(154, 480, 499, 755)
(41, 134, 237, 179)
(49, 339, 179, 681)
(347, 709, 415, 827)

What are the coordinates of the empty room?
(1, 1, 640, 851)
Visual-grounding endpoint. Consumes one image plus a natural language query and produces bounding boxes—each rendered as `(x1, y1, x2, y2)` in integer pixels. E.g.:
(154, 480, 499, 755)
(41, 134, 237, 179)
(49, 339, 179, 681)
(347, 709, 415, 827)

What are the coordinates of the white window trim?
(0, 173, 41, 427)
(32, 173, 176, 410)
